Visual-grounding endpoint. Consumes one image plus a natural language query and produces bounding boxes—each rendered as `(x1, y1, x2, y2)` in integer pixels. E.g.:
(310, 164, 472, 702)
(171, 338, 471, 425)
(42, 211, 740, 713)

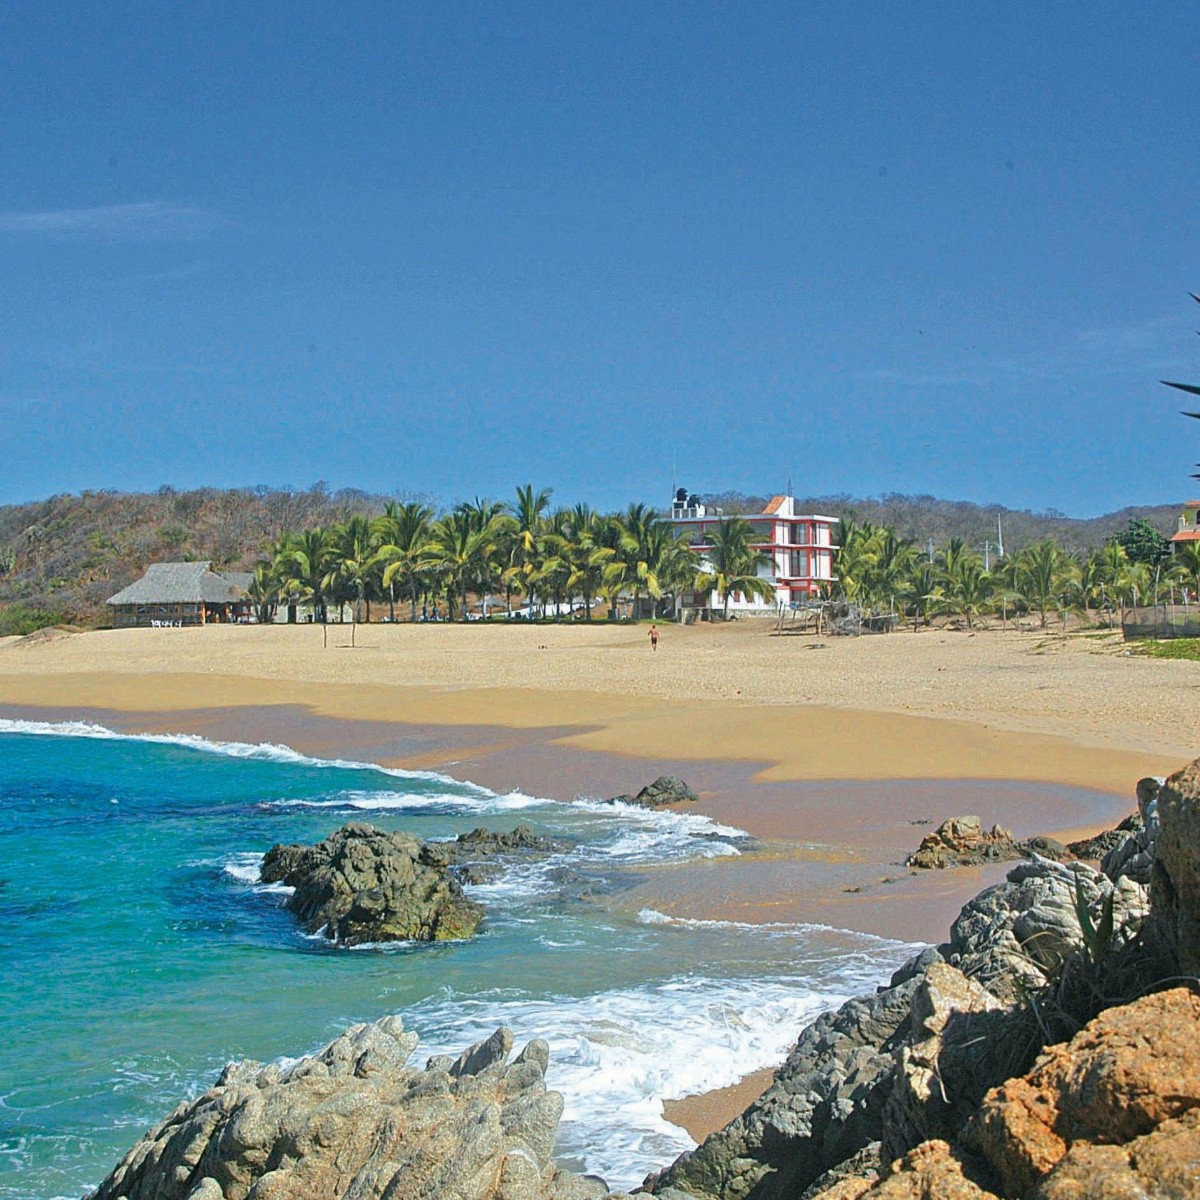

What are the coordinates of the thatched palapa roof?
(106, 562, 250, 607)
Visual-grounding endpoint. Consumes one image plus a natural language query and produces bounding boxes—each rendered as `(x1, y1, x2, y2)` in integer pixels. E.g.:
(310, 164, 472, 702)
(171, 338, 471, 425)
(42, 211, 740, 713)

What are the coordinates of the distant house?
(1171, 501, 1200, 551)
(670, 487, 839, 613)
(106, 562, 253, 628)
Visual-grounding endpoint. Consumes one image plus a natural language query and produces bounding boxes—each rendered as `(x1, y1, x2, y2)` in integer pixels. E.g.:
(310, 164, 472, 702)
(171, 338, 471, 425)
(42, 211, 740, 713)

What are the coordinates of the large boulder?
(907, 817, 1025, 870)
(907, 818, 1072, 871)
(804, 988, 1200, 1199)
(87, 1019, 609, 1200)
(1151, 760, 1200, 975)
(938, 858, 1148, 1002)
(260, 823, 485, 945)
(880, 964, 1011, 1161)
(965, 987, 1200, 1197)
(605, 776, 699, 809)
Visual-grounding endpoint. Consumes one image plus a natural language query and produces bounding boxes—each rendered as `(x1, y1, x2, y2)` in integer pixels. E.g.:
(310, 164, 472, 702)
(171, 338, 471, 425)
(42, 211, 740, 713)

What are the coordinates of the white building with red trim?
(670, 488, 839, 612)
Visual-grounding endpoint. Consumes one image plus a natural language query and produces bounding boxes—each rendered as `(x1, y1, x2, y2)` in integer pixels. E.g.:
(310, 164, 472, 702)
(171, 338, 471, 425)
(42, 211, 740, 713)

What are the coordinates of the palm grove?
(251, 486, 1187, 628)
(251, 486, 775, 625)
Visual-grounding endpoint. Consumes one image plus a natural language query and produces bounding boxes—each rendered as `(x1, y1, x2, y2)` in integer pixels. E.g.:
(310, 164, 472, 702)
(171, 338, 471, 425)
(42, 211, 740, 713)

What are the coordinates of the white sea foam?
(0, 718, 749, 854)
(221, 853, 293, 895)
(404, 974, 857, 1189)
(268, 788, 546, 815)
(0, 717, 488, 792)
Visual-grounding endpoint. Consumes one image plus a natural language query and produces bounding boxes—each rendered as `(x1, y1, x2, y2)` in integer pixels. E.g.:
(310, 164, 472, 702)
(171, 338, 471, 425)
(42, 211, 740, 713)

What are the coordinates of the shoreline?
(1, 622, 1188, 1144)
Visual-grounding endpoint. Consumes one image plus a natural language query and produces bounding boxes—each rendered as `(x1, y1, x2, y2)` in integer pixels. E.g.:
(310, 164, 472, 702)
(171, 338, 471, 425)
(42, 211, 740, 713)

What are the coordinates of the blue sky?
(2, 3, 1198, 515)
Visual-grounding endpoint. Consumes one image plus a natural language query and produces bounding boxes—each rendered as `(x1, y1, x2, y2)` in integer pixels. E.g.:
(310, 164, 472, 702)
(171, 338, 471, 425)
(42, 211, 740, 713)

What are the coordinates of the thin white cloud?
(0, 202, 229, 240)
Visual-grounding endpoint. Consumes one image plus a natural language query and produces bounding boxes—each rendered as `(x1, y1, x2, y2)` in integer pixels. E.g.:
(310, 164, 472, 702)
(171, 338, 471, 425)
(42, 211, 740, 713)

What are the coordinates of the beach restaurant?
(106, 562, 253, 628)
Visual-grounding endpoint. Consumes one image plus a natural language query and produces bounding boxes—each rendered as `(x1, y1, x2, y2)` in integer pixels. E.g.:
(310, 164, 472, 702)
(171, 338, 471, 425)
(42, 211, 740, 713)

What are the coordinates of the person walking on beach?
(648, 624, 659, 652)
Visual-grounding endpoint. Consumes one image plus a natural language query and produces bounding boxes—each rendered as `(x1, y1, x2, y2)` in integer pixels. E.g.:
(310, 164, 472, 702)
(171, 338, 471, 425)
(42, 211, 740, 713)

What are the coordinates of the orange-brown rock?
(967, 987, 1200, 1196)
(852, 1142, 1000, 1199)
(1032, 1108, 1200, 1199)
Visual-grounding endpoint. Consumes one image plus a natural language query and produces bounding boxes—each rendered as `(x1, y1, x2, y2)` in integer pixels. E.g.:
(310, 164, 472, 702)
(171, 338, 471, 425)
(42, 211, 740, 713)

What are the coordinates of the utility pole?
(996, 515, 1004, 560)
(982, 540, 992, 571)
(927, 538, 935, 564)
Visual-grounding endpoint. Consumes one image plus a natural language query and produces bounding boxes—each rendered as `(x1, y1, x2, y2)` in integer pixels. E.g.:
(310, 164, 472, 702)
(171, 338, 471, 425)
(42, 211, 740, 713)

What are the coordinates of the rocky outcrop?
(648, 851, 1156, 1200)
(605, 776, 699, 809)
(1100, 774, 1161, 884)
(937, 858, 1148, 1001)
(1152, 761, 1200, 975)
(423, 824, 569, 868)
(88, 1018, 610, 1200)
(800, 988, 1200, 1200)
(260, 823, 485, 945)
(906, 817, 1069, 870)
(965, 987, 1200, 1196)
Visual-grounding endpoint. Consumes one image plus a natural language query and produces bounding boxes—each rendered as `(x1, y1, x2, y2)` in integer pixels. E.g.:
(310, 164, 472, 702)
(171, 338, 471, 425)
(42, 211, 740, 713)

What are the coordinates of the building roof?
(1171, 530, 1200, 543)
(763, 495, 787, 514)
(107, 562, 250, 606)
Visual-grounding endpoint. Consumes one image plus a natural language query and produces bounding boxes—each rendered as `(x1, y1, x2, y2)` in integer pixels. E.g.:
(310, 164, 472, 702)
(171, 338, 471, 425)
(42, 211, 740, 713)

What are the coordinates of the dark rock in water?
(605, 775, 699, 809)
(422, 823, 570, 868)
(87, 1018, 610, 1200)
(261, 822, 484, 945)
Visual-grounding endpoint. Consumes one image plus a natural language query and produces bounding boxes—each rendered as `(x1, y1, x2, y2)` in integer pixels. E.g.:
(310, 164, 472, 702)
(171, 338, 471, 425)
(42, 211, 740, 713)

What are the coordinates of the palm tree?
(375, 501, 434, 622)
(1014, 539, 1077, 628)
(942, 555, 992, 630)
(247, 562, 279, 625)
(324, 515, 378, 626)
(424, 510, 500, 621)
(906, 560, 943, 628)
(276, 527, 331, 623)
(696, 516, 776, 618)
(504, 484, 552, 615)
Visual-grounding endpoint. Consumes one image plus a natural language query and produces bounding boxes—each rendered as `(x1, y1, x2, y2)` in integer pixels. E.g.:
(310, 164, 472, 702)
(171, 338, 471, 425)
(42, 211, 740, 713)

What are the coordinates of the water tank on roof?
(687, 493, 700, 508)
(675, 487, 688, 503)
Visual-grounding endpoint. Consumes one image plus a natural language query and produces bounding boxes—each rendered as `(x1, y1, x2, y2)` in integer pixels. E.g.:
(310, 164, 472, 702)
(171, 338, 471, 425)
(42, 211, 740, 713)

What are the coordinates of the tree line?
(252, 486, 776, 624)
(835, 517, 1196, 629)
(252, 489, 1193, 628)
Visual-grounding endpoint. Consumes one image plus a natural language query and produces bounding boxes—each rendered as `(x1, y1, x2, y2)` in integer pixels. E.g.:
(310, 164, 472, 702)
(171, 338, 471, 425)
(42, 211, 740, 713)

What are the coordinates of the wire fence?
(1121, 604, 1200, 642)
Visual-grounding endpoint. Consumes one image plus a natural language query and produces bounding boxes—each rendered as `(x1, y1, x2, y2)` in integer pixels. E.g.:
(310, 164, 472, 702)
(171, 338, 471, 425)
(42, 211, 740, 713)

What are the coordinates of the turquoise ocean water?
(0, 721, 920, 1199)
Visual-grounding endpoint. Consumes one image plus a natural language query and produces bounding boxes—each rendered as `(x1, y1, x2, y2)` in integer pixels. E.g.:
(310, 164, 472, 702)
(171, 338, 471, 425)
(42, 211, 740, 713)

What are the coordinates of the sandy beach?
(1, 618, 1192, 1139)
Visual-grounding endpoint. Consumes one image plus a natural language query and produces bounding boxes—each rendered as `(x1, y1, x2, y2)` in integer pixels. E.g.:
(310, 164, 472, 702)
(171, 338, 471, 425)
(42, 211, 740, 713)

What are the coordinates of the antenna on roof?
(672, 450, 677, 498)
(787, 472, 793, 496)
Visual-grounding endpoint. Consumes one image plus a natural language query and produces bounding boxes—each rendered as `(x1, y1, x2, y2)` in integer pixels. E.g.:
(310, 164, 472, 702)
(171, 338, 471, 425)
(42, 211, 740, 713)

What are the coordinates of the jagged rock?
(797, 1143, 883, 1199)
(1101, 775, 1161, 885)
(806, 990, 1200, 1199)
(846, 1140, 1000, 1199)
(908, 820, 1077, 872)
(881, 964, 1010, 1161)
(938, 858, 1148, 1001)
(87, 1018, 600, 1200)
(605, 776, 699, 809)
(646, 970, 926, 1200)
(1067, 809, 1141, 861)
(260, 823, 485, 945)
(1151, 761, 1200, 975)
(907, 817, 1023, 869)
(964, 987, 1200, 1197)
(422, 824, 570, 869)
